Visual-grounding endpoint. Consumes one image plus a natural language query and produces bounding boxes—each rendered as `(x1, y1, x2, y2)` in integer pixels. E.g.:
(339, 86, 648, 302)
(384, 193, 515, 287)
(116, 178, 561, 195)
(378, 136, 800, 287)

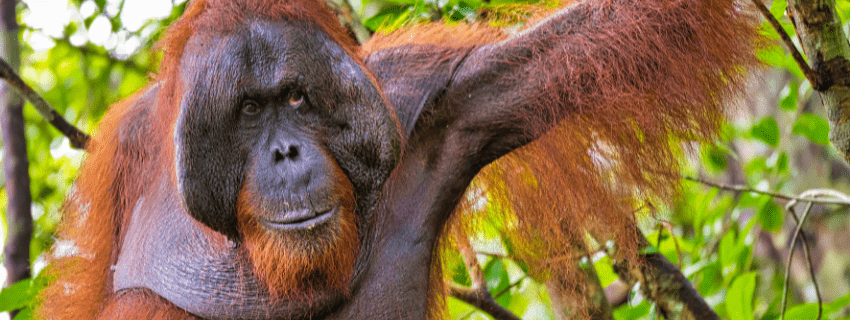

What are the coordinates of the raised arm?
(367, 0, 759, 169)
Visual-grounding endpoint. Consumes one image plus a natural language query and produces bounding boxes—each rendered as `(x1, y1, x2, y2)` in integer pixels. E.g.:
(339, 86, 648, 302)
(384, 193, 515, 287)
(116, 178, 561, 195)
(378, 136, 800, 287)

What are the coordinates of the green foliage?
(0, 273, 49, 319)
(751, 117, 780, 147)
(361, 0, 554, 32)
(792, 113, 830, 145)
(726, 272, 757, 320)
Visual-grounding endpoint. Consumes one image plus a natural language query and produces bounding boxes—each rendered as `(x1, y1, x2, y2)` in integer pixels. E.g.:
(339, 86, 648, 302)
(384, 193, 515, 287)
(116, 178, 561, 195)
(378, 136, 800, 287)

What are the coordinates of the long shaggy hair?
(236, 166, 358, 300)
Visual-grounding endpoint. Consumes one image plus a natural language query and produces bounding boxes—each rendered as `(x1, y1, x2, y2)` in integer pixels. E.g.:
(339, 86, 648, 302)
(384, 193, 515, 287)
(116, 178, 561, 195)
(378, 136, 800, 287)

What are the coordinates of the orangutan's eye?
(242, 100, 260, 115)
(289, 91, 304, 108)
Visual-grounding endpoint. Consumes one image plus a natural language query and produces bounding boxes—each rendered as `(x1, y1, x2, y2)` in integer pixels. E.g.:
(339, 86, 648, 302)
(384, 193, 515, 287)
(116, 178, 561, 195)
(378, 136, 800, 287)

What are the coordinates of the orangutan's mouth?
(258, 206, 337, 231)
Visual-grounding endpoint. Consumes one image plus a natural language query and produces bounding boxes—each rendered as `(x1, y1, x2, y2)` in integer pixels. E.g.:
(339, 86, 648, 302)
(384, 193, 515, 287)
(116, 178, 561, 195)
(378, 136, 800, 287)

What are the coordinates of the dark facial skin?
(173, 19, 400, 240)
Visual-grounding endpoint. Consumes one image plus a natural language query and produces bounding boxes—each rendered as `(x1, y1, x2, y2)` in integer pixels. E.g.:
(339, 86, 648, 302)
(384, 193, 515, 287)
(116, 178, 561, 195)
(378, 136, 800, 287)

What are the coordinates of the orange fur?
(363, 0, 762, 315)
(39, 85, 161, 319)
(236, 168, 358, 300)
(97, 289, 198, 319)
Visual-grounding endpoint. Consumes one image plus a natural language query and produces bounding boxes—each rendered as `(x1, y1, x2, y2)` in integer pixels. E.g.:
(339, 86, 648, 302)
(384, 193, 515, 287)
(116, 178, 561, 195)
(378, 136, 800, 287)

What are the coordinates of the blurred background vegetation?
(2, 0, 850, 319)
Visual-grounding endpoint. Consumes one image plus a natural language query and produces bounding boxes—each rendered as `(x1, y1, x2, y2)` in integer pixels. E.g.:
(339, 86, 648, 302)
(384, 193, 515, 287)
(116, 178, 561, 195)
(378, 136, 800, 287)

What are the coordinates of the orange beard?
(236, 186, 358, 300)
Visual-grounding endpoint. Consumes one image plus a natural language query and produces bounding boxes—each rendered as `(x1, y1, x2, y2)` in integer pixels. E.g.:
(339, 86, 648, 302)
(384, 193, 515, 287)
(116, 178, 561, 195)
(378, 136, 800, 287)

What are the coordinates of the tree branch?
(0, 57, 90, 149)
(785, 0, 850, 162)
(751, 0, 820, 87)
(608, 224, 720, 320)
(450, 237, 521, 320)
(326, 0, 371, 44)
(684, 176, 850, 205)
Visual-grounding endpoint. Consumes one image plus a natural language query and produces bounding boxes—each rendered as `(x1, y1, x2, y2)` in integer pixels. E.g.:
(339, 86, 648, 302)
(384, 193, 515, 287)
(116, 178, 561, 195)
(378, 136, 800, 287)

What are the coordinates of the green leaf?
(484, 259, 509, 294)
(757, 45, 785, 66)
(780, 81, 798, 111)
(363, 6, 410, 31)
(792, 113, 830, 145)
(0, 279, 34, 312)
(697, 262, 724, 295)
(719, 231, 738, 273)
(757, 198, 783, 232)
(613, 300, 651, 319)
(726, 272, 757, 320)
(823, 292, 850, 315)
(449, 256, 471, 287)
(639, 245, 659, 255)
(785, 303, 818, 320)
(13, 308, 33, 320)
(751, 117, 780, 147)
(771, 152, 789, 173)
(594, 256, 618, 287)
(769, 0, 786, 17)
(702, 144, 728, 171)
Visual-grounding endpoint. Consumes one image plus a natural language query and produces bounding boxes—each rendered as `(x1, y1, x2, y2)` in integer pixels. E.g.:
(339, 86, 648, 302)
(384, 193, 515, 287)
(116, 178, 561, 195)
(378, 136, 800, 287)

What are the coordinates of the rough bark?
(611, 230, 720, 320)
(785, 0, 850, 162)
(590, 222, 719, 320)
(0, 0, 31, 318)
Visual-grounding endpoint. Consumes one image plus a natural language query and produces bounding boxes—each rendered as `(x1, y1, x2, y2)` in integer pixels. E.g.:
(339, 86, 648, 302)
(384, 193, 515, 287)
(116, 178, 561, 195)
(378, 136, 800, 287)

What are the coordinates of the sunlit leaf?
(0, 279, 34, 312)
(785, 303, 818, 320)
(726, 272, 757, 320)
(825, 292, 850, 315)
(770, 0, 787, 17)
(780, 81, 798, 111)
(719, 231, 738, 276)
(363, 6, 410, 31)
(593, 256, 617, 287)
(792, 113, 830, 145)
(613, 300, 650, 319)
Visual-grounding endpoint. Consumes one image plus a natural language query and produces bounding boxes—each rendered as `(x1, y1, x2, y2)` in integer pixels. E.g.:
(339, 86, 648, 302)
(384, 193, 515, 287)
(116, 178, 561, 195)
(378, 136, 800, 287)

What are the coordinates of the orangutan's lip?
(258, 206, 337, 231)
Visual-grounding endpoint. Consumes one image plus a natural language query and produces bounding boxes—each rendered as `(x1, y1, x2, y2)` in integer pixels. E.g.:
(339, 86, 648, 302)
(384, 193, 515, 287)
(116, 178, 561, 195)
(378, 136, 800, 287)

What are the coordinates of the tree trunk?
(785, 0, 850, 162)
(0, 0, 31, 318)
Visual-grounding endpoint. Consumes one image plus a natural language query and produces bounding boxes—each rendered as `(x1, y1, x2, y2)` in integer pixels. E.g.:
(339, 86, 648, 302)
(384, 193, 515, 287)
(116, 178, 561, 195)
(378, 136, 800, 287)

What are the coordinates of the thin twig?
(0, 57, 90, 149)
(493, 275, 528, 299)
(684, 176, 850, 205)
(778, 190, 839, 320)
(690, 177, 837, 320)
(327, 0, 371, 44)
(457, 237, 486, 290)
(451, 237, 521, 320)
(473, 250, 507, 258)
(751, 0, 821, 88)
(656, 221, 683, 269)
(794, 210, 822, 320)
(780, 201, 816, 320)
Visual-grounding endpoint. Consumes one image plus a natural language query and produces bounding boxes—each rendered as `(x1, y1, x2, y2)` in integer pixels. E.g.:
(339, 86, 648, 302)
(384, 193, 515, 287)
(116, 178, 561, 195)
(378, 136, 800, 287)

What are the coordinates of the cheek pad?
(175, 99, 246, 240)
